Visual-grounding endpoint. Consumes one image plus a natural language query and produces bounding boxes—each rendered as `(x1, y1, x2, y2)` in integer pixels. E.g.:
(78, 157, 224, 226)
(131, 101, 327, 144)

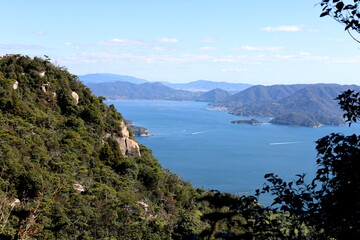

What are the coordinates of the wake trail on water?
(191, 130, 211, 135)
(269, 141, 303, 145)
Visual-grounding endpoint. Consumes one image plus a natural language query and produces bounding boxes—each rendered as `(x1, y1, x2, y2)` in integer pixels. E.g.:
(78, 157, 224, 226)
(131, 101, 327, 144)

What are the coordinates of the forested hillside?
(212, 84, 360, 127)
(86, 81, 202, 100)
(86, 80, 232, 102)
(0, 55, 308, 239)
(0, 55, 203, 239)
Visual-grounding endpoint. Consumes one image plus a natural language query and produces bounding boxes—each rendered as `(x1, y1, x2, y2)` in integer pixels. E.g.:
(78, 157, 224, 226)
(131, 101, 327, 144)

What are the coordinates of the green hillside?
(212, 84, 360, 127)
(86, 81, 202, 101)
(0, 55, 204, 239)
(0, 55, 313, 239)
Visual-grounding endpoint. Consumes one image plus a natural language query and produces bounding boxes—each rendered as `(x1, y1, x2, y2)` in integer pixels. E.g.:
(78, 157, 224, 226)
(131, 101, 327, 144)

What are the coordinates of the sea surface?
(108, 99, 360, 205)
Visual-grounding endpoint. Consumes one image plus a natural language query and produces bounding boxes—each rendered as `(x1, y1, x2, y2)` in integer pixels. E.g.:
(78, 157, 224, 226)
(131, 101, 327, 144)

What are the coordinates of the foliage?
(0, 55, 209, 239)
(336, 89, 360, 125)
(198, 190, 312, 239)
(0, 54, 332, 239)
(258, 90, 360, 239)
(319, 0, 360, 43)
(319, 0, 360, 32)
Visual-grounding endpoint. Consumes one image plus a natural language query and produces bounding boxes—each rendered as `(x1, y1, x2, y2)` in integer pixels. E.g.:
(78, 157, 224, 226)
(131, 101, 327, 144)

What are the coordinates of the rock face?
(73, 183, 85, 192)
(106, 120, 141, 157)
(12, 81, 19, 90)
(40, 82, 50, 92)
(39, 71, 46, 77)
(71, 91, 79, 104)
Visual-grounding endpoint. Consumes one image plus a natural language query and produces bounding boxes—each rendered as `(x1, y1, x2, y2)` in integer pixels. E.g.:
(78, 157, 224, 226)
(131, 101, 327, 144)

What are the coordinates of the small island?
(126, 120, 151, 136)
(231, 118, 268, 125)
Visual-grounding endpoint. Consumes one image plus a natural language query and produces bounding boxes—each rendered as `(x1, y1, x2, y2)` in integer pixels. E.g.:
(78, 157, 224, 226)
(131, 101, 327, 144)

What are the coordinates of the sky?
(1, 0, 360, 85)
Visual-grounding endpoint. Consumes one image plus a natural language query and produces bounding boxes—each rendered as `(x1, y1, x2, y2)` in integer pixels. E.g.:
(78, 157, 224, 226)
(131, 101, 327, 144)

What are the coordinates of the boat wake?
(192, 130, 209, 135)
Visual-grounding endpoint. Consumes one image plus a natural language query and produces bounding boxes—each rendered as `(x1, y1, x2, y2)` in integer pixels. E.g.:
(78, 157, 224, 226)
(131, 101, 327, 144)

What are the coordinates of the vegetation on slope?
(0, 55, 205, 239)
(0, 55, 307, 239)
(212, 84, 360, 127)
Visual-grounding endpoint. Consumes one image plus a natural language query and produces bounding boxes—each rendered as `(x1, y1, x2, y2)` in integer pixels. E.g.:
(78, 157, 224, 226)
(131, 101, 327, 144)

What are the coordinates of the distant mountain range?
(79, 73, 148, 85)
(162, 80, 252, 92)
(212, 84, 360, 127)
(86, 81, 231, 102)
(79, 73, 251, 92)
(80, 73, 359, 127)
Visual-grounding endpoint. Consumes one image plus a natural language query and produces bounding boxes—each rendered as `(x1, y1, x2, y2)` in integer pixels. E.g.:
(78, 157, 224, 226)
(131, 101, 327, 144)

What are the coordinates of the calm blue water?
(108, 99, 360, 205)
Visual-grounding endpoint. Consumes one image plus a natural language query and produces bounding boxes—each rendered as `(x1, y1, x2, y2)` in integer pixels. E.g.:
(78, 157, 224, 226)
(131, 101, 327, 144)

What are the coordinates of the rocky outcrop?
(105, 120, 141, 157)
(71, 91, 79, 104)
(73, 183, 85, 192)
(40, 82, 50, 92)
(12, 81, 19, 90)
(39, 71, 46, 77)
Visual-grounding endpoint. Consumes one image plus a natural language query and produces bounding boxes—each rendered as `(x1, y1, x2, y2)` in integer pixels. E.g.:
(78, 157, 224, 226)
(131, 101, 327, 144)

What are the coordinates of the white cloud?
(61, 50, 349, 67)
(328, 37, 344, 42)
(64, 42, 73, 46)
(156, 37, 179, 43)
(329, 56, 360, 63)
(0, 44, 45, 50)
(35, 31, 46, 35)
(201, 38, 216, 43)
(274, 52, 329, 61)
(108, 38, 147, 45)
(91, 39, 147, 47)
(307, 29, 319, 32)
(260, 25, 303, 32)
(152, 47, 167, 51)
(221, 68, 250, 72)
(233, 46, 284, 51)
(200, 46, 217, 51)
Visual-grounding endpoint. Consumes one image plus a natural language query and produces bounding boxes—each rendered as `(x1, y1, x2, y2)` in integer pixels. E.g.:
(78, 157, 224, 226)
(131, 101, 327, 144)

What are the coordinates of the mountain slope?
(217, 84, 306, 105)
(163, 80, 252, 92)
(87, 81, 202, 100)
(0, 55, 314, 239)
(195, 88, 231, 102)
(0, 55, 205, 239)
(213, 84, 360, 126)
(79, 73, 148, 85)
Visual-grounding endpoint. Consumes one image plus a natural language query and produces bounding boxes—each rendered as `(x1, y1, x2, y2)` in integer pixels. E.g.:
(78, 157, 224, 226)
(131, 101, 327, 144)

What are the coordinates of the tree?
(319, 0, 360, 42)
(258, 4, 360, 238)
(259, 93, 360, 239)
(337, 89, 360, 125)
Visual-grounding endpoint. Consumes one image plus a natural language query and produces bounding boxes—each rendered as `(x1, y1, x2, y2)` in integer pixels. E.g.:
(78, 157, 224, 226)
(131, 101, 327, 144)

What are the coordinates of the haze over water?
(110, 99, 360, 205)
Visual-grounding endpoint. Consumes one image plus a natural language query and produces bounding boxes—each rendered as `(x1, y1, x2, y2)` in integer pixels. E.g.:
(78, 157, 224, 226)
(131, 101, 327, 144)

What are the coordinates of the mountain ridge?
(87, 80, 232, 102)
(212, 84, 360, 127)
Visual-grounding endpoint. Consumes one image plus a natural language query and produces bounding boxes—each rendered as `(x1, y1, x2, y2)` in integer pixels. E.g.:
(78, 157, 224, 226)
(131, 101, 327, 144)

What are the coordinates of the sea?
(108, 99, 360, 205)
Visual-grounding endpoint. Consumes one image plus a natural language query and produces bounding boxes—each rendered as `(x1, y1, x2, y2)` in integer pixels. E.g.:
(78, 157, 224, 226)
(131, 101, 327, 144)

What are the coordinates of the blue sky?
(1, 0, 360, 85)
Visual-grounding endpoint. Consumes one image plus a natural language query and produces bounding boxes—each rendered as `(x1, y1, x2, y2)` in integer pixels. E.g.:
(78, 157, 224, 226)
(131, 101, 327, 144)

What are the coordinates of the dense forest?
(0, 55, 314, 239)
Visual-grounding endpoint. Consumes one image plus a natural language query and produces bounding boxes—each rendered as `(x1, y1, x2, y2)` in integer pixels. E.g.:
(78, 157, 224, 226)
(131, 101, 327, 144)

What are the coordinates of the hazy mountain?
(162, 80, 252, 92)
(212, 84, 360, 127)
(217, 84, 306, 106)
(87, 81, 202, 100)
(196, 88, 231, 102)
(79, 73, 148, 85)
